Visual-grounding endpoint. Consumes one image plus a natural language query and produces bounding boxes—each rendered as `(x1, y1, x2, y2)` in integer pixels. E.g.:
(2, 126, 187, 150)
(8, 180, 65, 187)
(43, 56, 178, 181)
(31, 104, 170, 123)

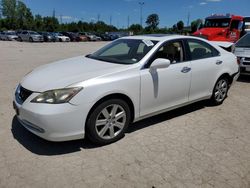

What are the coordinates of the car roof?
(121, 34, 203, 42)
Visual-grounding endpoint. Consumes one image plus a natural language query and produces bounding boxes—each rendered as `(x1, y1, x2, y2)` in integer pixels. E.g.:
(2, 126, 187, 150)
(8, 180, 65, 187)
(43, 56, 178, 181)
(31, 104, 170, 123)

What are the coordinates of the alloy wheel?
(95, 104, 126, 140)
(214, 79, 228, 103)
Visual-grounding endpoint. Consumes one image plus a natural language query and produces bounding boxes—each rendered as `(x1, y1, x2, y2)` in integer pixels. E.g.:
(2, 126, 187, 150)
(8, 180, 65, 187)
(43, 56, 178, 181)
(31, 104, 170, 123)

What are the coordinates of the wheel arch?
(216, 72, 234, 86)
(85, 93, 135, 128)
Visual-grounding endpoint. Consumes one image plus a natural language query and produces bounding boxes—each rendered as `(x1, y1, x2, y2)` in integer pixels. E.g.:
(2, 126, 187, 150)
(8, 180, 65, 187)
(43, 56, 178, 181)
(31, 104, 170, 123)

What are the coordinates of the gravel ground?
(0, 41, 250, 188)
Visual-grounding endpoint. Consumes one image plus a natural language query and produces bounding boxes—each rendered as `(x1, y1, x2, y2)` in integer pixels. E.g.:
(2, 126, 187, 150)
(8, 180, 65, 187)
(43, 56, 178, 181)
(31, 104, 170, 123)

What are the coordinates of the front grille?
(244, 57, 250, 61)
(243, 62, 250, 65)
(16, 86, 33, 103)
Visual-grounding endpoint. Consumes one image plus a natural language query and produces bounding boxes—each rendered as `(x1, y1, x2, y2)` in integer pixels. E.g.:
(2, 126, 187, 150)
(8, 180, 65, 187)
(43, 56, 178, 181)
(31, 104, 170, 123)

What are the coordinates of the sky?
(21, 0, 250, 28)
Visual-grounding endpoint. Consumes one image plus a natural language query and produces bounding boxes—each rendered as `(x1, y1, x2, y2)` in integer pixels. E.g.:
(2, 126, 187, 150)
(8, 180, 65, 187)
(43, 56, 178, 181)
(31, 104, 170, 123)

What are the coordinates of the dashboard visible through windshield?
(88, 39, 158, 64)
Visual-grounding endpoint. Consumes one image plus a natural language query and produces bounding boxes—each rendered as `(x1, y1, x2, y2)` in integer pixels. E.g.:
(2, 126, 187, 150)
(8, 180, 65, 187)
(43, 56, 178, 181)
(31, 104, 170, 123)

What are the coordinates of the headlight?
(31, 87, 83, 104)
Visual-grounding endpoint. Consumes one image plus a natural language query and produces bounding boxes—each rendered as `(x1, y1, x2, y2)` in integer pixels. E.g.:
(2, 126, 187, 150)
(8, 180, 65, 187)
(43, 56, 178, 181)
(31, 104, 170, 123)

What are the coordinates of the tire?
(210, 77, 229, 105)
(86, 99, 131, 145)
(18, 37, 22, 42)
(59, 38, 62, 42)
(29, 37, 33, 42)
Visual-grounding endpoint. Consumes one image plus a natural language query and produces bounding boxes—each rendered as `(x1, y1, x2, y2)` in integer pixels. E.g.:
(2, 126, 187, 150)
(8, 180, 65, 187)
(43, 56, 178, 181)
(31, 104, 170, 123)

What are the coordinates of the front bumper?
(32, 37, 44, 42)
(239, 57, 250, 75)
(13, 92, 89, 142)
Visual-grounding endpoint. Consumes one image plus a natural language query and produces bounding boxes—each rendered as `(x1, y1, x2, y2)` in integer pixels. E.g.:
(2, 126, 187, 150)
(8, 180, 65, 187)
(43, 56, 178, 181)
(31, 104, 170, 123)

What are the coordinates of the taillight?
(237, 57, 241, 65)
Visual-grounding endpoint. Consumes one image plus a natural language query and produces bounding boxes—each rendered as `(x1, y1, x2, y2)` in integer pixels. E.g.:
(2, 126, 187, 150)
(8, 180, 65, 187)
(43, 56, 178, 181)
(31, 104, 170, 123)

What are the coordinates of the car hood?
(194, 28, 226, 36)
(31, 34, 42, 37)
(20, 56, 129, 92)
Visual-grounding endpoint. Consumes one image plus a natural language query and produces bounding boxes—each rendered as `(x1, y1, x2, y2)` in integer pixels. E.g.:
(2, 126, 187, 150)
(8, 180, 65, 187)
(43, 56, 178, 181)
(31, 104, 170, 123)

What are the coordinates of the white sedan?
(13, 35, 239, 144)
(53, 33, 70, 42)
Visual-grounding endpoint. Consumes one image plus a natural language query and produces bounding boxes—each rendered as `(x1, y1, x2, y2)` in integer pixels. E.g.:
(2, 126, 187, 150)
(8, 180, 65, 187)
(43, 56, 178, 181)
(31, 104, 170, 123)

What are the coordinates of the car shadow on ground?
(237, 75, 250, 83)
(11, 100, 209, 156)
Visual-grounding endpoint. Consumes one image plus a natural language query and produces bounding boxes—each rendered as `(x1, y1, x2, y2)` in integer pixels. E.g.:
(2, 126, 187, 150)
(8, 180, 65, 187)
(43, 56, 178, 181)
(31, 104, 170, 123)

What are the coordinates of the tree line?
(0, 0, 202, 34)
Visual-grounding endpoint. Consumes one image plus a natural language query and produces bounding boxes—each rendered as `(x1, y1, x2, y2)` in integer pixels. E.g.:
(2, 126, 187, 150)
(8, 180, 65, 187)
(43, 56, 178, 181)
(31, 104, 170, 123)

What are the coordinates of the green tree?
(1, 0, 16, 29)
(128, 24, 142, 34)
(43, 16, 59, 32)
(177, 20, 184, 31)
(16, 1, 33, 29)
(146, 14, 159, 30)
(34, 14, 43, 31)
(191, 19, 203, 33)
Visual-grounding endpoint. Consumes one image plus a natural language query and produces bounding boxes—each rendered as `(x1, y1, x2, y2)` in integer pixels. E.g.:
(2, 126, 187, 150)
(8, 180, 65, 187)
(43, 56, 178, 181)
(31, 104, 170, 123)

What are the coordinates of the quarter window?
(187, 40, 219, 60)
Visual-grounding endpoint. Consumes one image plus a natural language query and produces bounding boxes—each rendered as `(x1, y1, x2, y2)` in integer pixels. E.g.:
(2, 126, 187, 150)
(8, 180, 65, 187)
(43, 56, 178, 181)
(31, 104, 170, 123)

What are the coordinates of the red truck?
(193, 14, 244, 46)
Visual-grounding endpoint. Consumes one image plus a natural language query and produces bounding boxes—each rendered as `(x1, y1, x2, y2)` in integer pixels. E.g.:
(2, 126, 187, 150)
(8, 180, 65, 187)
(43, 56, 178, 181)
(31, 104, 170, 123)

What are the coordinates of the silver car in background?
(234, 33, 250, 75)
(0, 31, 18, 41)
(18, 30, 44, 42)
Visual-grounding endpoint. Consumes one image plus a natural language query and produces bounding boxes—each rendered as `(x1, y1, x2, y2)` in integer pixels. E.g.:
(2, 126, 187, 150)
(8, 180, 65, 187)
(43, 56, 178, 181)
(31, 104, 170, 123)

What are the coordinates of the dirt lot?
(0, 41, 250, 188)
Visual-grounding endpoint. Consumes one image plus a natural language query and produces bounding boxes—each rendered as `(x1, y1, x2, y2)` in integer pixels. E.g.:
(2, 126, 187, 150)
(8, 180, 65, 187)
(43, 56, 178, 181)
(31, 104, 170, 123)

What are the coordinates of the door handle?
(181, 67, 191, 73)
(216, 60, 223, 65)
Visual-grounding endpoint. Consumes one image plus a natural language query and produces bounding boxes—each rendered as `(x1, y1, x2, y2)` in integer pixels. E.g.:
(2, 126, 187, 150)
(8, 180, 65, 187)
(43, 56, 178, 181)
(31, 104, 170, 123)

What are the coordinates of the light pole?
(139, 2, 145, 28)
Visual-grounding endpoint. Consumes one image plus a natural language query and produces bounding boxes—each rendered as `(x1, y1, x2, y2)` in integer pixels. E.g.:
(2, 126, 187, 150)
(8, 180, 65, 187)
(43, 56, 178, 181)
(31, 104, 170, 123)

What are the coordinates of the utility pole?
(127, 16, 130, 29)
(52, 8, 56, 18)
(110, 15, 112, 26)
(187, 12, 190, 26)
(97, 14, 100, 22)
(60, 14, 63, 24)
(139, 2, 145, 28)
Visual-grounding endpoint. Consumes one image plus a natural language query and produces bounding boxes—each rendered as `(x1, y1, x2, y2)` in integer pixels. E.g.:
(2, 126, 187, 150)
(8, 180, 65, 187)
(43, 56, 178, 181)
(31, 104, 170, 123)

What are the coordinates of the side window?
(22, 31, 28, 35)
(187, 40, 219, 60)
(151, 41, 184, 64)
(230, 20, 240, 30)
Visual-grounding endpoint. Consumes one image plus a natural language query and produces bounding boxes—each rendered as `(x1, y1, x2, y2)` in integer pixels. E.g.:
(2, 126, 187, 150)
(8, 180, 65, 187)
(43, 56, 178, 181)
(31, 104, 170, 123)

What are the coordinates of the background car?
(0, 31, 18, 41)
(81, 32, 100, 41)
(60, 32, 80, 42)
(17, 30, 44, 42)
(78, 32, 90, 41)
(99, 33, 111, 41)
(52, 32, 70, 42)
(234, 33, 250, 75)
(38, 32, 56, 42)
(13, 35, 239, 145)
(0, 31, 4, 40)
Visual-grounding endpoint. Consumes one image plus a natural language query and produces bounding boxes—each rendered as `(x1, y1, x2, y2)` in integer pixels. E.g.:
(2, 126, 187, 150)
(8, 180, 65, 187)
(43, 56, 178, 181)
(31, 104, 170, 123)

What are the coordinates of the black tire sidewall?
(86, 99, 131, 145)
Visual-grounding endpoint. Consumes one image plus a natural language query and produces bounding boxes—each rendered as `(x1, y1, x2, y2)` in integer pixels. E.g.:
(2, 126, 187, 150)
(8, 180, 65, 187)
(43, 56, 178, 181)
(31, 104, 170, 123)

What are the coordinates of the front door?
(140, 40, 191, 117)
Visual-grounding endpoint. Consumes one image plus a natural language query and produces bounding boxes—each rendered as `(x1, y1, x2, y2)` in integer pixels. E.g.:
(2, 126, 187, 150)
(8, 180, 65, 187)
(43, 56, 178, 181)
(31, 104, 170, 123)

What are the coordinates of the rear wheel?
(210, 77, 229, 105)
(29, 37, 33, 42)
(86, 99, 131, 145)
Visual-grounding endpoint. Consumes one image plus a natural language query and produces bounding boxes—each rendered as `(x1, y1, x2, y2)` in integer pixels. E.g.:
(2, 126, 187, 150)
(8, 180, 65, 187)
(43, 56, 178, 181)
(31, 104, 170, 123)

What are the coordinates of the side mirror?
(150, 58, 171, 70)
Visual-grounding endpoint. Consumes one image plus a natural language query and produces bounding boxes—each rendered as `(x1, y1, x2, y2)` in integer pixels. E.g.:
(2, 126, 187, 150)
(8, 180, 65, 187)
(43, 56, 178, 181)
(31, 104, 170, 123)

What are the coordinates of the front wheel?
(210, 77, 229, 105)
(86, 99, 131, 145)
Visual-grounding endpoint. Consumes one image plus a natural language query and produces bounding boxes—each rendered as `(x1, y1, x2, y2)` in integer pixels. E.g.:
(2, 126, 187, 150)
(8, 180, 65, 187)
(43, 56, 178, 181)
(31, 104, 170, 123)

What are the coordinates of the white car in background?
(13, 35, 239, 144)
(53, 32, 70, 42)
(234, 33, 250, 75)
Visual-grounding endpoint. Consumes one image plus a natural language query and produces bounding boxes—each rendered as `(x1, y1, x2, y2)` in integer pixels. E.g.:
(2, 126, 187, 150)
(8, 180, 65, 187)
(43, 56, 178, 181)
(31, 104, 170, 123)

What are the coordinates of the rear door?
(184, 39, 222, 101)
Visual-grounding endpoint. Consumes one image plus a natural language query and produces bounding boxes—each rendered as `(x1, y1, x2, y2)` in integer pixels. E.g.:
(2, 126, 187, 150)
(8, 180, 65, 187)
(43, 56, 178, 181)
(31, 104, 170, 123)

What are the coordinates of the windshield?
(30, 31, 38, 35)
(7, 31, 16, 35)
(88, 39, 158, 64)
(204, 18, 231, 28)
(236, 33, 250, 48)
